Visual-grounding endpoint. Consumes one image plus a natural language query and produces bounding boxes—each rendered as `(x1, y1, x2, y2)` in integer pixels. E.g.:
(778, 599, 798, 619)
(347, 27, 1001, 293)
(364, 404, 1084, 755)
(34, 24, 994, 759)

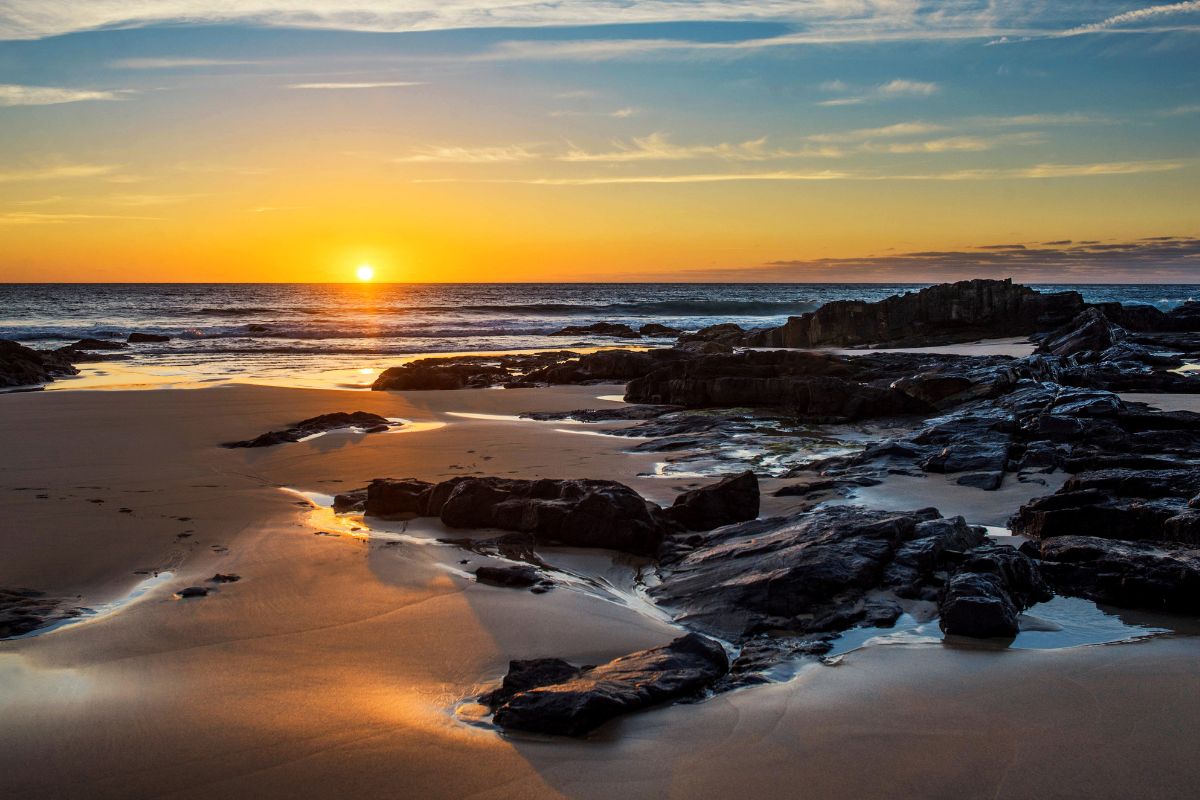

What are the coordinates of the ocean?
(1, 283, 1195, 388)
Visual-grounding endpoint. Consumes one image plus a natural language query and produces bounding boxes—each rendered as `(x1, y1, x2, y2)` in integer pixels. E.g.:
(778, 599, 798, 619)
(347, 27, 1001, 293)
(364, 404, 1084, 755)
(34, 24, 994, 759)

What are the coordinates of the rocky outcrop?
(1036, 308, 1126, 359)
(372, 360, 511, 390)
(127, 332, 171, 343)
(363, 476, 672, 555)
(664, 471, 759, 531)
(551, 322, 640, 338)
(747, 279, 1084, 349)
(1039, 536, 1200, 613)
(640, 323, 682, 337)
(0, 340, 79, 388)
(1, 587, 83, 638)
(938, 545, 1051, 638)
(678, 322, 748, 346)
(66, 338, 127, 350)
(485, 633, 728, 736)
(222, 411, 393, 448)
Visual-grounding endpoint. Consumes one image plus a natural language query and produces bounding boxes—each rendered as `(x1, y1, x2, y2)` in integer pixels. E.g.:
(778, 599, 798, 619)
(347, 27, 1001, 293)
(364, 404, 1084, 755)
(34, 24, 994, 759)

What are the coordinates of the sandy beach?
(2, 378, 1198, 799)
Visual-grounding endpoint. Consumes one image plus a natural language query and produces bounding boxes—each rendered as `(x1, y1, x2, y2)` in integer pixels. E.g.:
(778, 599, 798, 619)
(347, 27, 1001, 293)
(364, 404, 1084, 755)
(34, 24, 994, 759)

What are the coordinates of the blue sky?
(0, 2, 1197, 281)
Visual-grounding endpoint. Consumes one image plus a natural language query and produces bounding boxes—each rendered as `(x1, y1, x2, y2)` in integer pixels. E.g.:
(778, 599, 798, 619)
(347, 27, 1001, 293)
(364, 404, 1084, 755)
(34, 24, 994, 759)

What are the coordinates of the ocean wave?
(173, 299, 820, 318)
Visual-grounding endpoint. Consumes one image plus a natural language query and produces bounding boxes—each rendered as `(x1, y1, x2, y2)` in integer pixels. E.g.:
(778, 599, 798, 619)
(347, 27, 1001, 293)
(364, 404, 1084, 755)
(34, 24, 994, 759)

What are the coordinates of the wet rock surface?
(1038, 536, 1200, 613)
(665, 470, 759, 531)
(474, 564, 553, 591)
(485, 633, 728, 736)
(0, 339, 79, 388)
(938, 545, 1051, 638)
(746, 279, 1084, 349)
(222, 411, 395, 448)
(0, 588, 83, 639)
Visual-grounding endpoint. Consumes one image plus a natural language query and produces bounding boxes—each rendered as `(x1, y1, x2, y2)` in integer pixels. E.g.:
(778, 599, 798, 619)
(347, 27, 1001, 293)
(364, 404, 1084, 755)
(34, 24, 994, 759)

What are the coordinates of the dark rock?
(67, 338, 128, 350)
(1039, 536, 1200, 613)
(0, 587, 82, 639)
(1036, 308, 1126, 359)
(364, 478, 433, 517)
(939, 545, 1052, 638)
(678, 323, 747, 346)
(672, 339, 734, 355)
(956, 472, 1004, 490)
(475, 564, 547, 589)
(209, 573, 241, 583)
(883, 516, 987, 597)
(127, 332, 171, 343)
(666, 471, 759, 531)
(651, 506, 939, 638)
(176, 586, 208, 598)
(480, 658, 582, 709)
(0, 340, 79, 388)
(774, 479, 838, 497)
(640, 323, 682, 337)
(223, 411, 393, 448)
(748, 279, 1084, 349)
(373, 360, 510, 390)
(526, 349, 690, 385)
(551, 322, 640, 338)
(1164, 511, 1200, 545)
(332, 489, 367, 513)
(489, 633, 728, 736)
(437, 477, 668, 555)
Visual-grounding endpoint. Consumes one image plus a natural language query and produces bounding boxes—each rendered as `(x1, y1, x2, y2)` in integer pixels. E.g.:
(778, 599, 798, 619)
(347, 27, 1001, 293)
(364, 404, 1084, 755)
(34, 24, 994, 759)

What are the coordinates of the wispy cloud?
(1160, 104, 1200, 117)
(674, 236, 1200, 282)
(109, 57, 260, 69)
(0, 212, 160, 225)
(414, 158, 1188, 186)
(549, 107, 636, 118)
(817, 78, 940, 107)
(0, 164, 119, 183)
(861, 132, 1044, 154)
(807, 122, 947, 143)
(1061, 1, 1200, 36)
(0, 84, 127, 107)
(288, 81, 423, 90)
(558, 133, 840, 163)
(392, 145, 542, 163)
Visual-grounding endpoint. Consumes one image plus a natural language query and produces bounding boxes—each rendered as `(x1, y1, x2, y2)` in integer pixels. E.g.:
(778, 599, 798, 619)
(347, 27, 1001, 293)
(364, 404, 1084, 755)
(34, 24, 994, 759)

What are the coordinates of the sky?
(0, 1, 1197, 283)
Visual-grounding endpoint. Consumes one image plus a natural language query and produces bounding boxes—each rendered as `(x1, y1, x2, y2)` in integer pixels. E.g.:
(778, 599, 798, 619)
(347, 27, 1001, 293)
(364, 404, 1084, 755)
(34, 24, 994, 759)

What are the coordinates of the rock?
(651, 506, 939, 638)
(176, 586, 208, 598)
(1164, 511, 1200, 545)
(748, 279, 1084, 349)
(67, 338, 128, 350)
(488, 633, 728, 736)
(332, 489, 367, 513)
(672, 339, 733, 355)
(640, 323, 682, 337)
(364, 478, 434, 517)
(1063, 468, 1200, 500)
(525, 349, 689, 385)
(127, 332, 170, 343)
(0, 587, 82, 639)
(665, 471, 759, 531)
(1165, 301, 1200, 332)
(0, 340, 79, 388)
(474, 564, 549, 589)
(773, 479, 838, 497)
(1036, 308, 1126, 359)
(551, 322, 640, 338)
(884, 516, 988, 598)
(678, 323, 747, 346)
(437, 477, 668, 555)
(209, 573, 240, 583)
(479, 658, 582, 709)
(222, 411, 393, 448)
(938, 545, 1051, 638)
(373, 360, 510, 390)
(1039, 536, 1200, 613)
(956, 472, 1004, 490)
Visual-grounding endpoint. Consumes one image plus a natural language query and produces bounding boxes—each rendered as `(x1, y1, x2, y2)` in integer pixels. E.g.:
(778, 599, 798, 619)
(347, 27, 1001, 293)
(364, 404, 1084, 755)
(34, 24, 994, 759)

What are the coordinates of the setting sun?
(356, 264, 375, 282)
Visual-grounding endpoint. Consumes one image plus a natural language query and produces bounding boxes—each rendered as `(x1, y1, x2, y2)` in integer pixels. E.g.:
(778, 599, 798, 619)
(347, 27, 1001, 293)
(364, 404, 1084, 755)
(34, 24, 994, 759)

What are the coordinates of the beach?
(3, 373, 1199, 799)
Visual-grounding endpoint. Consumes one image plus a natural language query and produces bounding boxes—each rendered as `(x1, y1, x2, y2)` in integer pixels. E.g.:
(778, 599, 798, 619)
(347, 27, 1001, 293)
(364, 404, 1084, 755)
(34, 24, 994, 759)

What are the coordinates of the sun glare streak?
(356, 264, 375, 281)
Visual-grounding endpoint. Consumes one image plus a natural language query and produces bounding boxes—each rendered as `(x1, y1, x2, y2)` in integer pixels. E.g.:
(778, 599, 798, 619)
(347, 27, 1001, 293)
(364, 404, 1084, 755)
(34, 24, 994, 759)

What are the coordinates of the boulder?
(474, 564, 549, 590)
(883, 516, 987, 598)
(373, 361, 509, 390)
(1039, 535, 1200, 613)
(665, 471, 759, 531)
(364, 478, 434, 517)
(436, 477, 668, 555)
(678, 323, 747, 346)
(127, 332, 171, 343)
(747, 279, 1084, 349)
(551, 322, 640, 338)
(0, 340, 78, 388)
(938, 545, 1051, 638)
(640, 323, 682, 337)
(67, 338, 127, 350)
(222, 411, 393, 448)
(1036, 308, 1127, 359)
(488, 633, 728, 736)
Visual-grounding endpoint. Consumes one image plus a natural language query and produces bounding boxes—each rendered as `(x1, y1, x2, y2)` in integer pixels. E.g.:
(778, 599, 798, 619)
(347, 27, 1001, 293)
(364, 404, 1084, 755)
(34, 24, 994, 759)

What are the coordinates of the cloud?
(663, 236, 1200, 282)
(0, 212, 161, 225)
(413, 158, 1188, 185)
(1061, 1, 1200, 36)
(288, 81, 423, 89)
(861, 132, 1044, 154)
(0, 164, 119, 182)
(549, 107, 636, 118)
(558, 133, 840, 163)
(1160, 104, 1200, 116)
(817, 79, 940, 107)
(391, 145, 542, 163)
(108, 58, 260, 69)
(0, 84, 127, 107)
(806, 122, 948, 143)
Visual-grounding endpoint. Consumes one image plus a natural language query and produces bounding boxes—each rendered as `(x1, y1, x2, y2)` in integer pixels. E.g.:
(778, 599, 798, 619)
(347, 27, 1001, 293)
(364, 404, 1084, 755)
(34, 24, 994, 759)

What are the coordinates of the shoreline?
(3, 378, 1199, 797)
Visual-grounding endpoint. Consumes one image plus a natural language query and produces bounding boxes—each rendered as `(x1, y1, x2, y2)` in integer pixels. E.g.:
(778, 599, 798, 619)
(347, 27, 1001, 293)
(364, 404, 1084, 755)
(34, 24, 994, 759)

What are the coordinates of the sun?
(355, 263, 375, 282)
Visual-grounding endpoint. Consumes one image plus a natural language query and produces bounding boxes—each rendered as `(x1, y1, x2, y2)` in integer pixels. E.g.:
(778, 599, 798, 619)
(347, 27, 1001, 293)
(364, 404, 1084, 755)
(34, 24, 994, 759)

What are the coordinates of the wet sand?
(2, 382, 1199, 799)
